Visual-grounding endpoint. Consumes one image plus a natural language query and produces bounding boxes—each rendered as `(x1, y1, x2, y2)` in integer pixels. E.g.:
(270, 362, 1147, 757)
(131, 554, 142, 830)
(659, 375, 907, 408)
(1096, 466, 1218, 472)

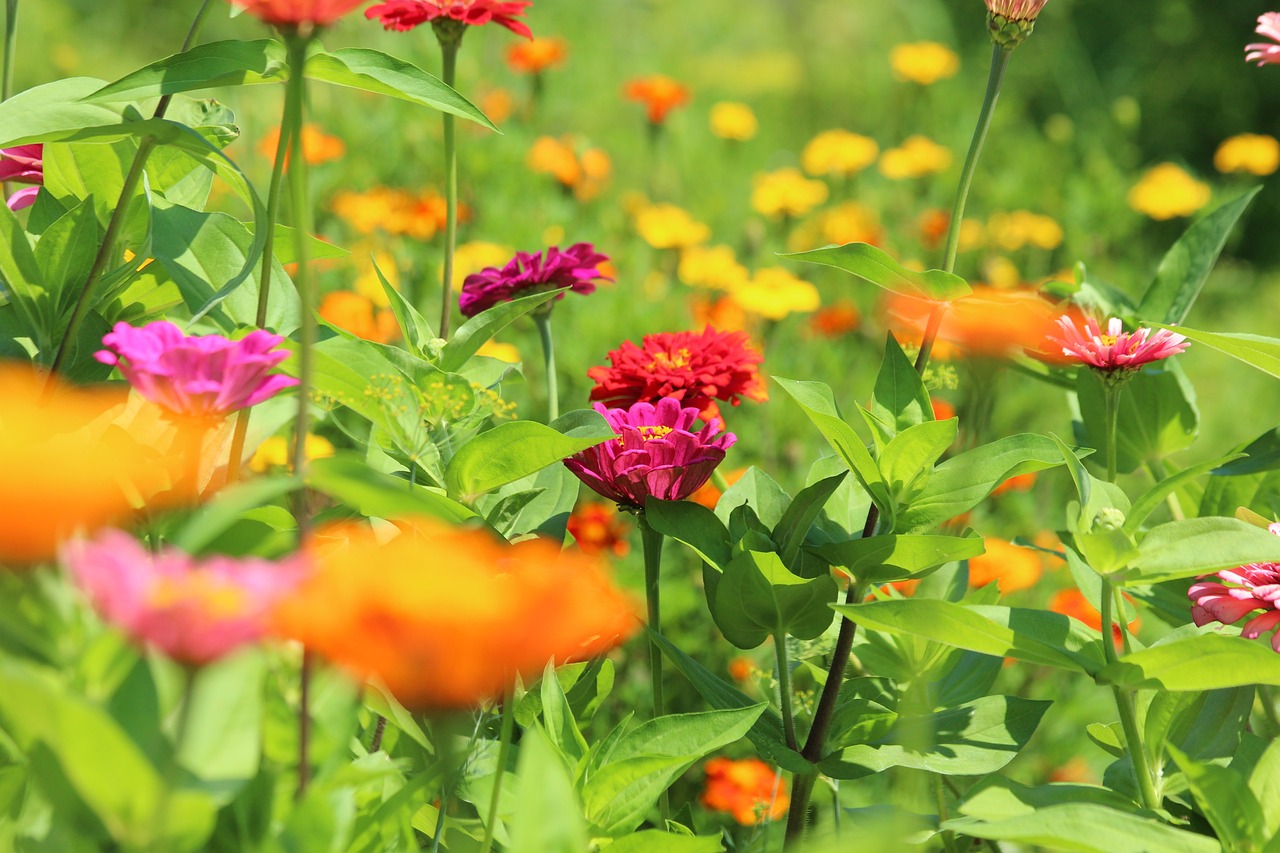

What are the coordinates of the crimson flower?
(1248, 13, 1280, 66)
(229, 0, 370, 26)
(459, 243, 610, 317)
(565, 398, 735, 508)
(1190, 523, 1280, 652)
(1, 145, 42, 211)
(365, 0, 532, 37)
(1049, 315, 1188, 373)
(588, 326, 767, 422)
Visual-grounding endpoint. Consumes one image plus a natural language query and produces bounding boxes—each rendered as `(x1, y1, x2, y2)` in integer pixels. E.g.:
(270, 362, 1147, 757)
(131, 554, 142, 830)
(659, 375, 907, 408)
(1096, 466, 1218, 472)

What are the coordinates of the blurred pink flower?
(984, 0, 1049, 21)
(1189, 523, 1280, 652)
(65, 529, 307, 666)
(564, 397, 736, 508)
(1, 145, 43, 211)
(1247, 13, 1280, 66)
(229, 0, 369, 26)
(1049, 316, 1188, 372)
(365, 0, 532, 37)
(459, 243, 610, 317)
(95, 321, 298, 420)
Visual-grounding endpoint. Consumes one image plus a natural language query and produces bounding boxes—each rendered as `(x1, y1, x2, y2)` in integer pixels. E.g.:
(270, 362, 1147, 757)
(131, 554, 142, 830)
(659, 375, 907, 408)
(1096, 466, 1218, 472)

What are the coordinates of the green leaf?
(371, 255, 434, 357)
(712, 551, 838, 648)
(1158, 324, 1280, 381)
(603, 831, 724, 852)
(1125, 454, 1243, 535)
(1076, 366, 1198, 475)
(540, 662, 588, 766)
(507, 729, 589, 853)
(308, 454, 478, 524)
(33, 197, 100, 321)
(173, 476, 298, 553)
(1168, 745, 1266, 853)
(1121, 516, 1280, 584)
(444, 420, 611, 503)
(773, 472, 847, 568)
(644, 498, 732, 570)
(715, 466, 791, 529)
(782, 242, 970, 301)
(86, 39, 288, 102)
(947, 805, 1221, 853)
(1249, 738, 1280, 840)
(834, 599, 1105, 674)
(438, 288, 563, 373)
(0, 201, 53, 351)
(1099, 632, 1280, 691)
(1138, 188, 1260, 325)
(878, 418, 957, 504)
(178, 654, 265, 804)
(815, 534, 986, 584)
(0, 77, 127, 147)
(868, 332, 933, 444)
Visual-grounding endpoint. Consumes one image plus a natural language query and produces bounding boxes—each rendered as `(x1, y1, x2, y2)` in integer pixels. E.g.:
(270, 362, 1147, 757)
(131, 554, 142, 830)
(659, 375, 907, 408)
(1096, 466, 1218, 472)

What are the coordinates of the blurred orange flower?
(257, 123, 345, 167)
(332, 186, 462, 239)
(319, 291, 400, 344)
(274, 519, 639, 710)
(931, 398, 956, 421)
(884, 285, 1075, 363)
(527, 136, 611, 200)
(623, 75, 690, 124)
(727, 656, 757, 682)
(567, 502, 631, 557)
(968, 538, 1041, 594)
(809, 302, 861, 338)
(991, 471, 1036, 497)
(506, 37, 567, 74)
(690, 295, 751, 335)
(702, 757, 789, 825)
(688, 467, 746, 510)
(1048, 588, 1139, 643)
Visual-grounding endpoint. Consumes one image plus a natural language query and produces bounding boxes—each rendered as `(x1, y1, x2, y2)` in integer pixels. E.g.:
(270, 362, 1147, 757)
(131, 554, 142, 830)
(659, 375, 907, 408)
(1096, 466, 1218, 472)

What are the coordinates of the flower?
(476, 340, 521, 362)
(331, 186, 456, 239)
(732, 268, 820, 321)
(801, 130, 879, 178)
(709, 102, 758, 141)
(230, 0, 369, 26)
(809, 302, 861, 338)
(890, 42, 960, 85)
(985, 210, 1063, 251)
(96, 321, 299, 420)
(727, 656, 757, 682)
(688, 467, 745, 510)
(885, 285, 1069, 362)
(1247, 13, 1280, 66)
(1050, 316, 1189, 372)
(623, 75, 691, 124)
(1214, 133, 1280, 176)
(65, 529, 305, 665)
(701, 758, 788, 825)
(750, 168, 829, 220)
(458, 243, 610, 317)
(506, 37, 566, 74)
(249, 434, 336, 473)
(931, 399, 956, 421)
(257, 123, 345, 167)
(991, 471, 1036, 497)
(1, 144, 42, 211)
(319, 291, 400, 343)
(1127, 163, 1211, 220)
(448, 241, 514, 291)
(274, 519, 637, 709)
(879, 135, 952, 179)
(689, 296, 751, 335)
(968, 538, 1041, 594)
(984, 0, 1049, 20)
(678, 245, 750, 291)
(815, 202, 882, 246)
(635, 204, 711, 250)
(564, 398, 736, 508)
(566, 502, 632, 557)
(365, 0, 532, 37)
(587, 327, 767, 421)
(527, 136, 611, 200)
(1190, 524, 1280, 651)
(1049, 588, 1139, 643)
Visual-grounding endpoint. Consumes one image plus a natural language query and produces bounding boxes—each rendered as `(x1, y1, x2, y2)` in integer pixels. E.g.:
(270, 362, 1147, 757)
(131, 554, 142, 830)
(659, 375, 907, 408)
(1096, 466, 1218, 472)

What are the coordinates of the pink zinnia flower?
(984, 0, 1049, 21)
(229, 0, 370, 26)
(1, 144, 43, 211)
(95, 321, 299, 420)
(64, 529, 307, 666)
(459, 243, 610, 317)
(1049, 315, 1188, 372)
(1247, 13, 1280, 66)
(1189, 523, 1280, 652)
(365, 0, 532, 37)
(564, 398, 736, 508)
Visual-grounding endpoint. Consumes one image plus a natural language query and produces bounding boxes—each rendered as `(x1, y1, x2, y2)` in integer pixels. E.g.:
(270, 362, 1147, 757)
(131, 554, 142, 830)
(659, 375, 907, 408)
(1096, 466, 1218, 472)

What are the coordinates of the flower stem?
(438, 37, 460, 339)
(150, 666, 199, 850)
(639, 513, 669, 824)
(479, 692, 516, 853)
(1104, 382, 1120, 484)
(773, 631, 798, 752)
(533, 309, 558, 422)
(1101, 576, 1158, 810)
(2, 0, 17, 103)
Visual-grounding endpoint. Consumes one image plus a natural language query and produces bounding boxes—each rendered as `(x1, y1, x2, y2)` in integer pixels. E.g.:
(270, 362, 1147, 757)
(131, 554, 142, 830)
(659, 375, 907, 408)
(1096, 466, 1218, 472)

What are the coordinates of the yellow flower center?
(648, 348, 692, 370)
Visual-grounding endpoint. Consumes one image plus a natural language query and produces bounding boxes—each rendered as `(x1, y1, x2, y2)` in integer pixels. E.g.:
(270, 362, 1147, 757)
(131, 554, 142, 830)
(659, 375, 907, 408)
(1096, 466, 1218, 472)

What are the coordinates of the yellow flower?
(635, 203, 711, 250)
(982, 255, 1022, 288)
(801, 130, 879, 178)
(889, 42, 960, 86)
(1214, 133, 1280, 176)
(751, 168, 829, 219)
(709, 101, 758, 141)
(476, 340, 521, 363)
(731, 268, 820, 320)
(1127, 163, 1211, 220)
(985, 210, 1063, 251)
(818, 201, 882, 246)
(678, 245, 750, 290)
(249, 434, 335, 474)
(448, 241, 514, 291)
(879, 136, 952, 179)
(353, 246, 400, 307)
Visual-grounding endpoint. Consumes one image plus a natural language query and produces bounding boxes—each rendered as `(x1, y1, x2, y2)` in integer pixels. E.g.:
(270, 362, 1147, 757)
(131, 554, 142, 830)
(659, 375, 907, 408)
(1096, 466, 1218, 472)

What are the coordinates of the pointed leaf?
(1121, 516, 1280, 584)
(773, 472, 847, 567)
(444, 420, 611, 502)
(86, 39, 288, 102)
(815, 533, 986, 583)
(644, 497, 731, 570)
(1098, 632, 1280, 691)
(437, 288, 562, 373)
(782, 242, 970, 301)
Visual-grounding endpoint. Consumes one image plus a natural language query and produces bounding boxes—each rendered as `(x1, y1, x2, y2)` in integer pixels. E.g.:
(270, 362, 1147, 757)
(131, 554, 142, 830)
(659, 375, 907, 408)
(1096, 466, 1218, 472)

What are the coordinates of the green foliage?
(711, 550, 838, 648)
(782, 242, 971, 301)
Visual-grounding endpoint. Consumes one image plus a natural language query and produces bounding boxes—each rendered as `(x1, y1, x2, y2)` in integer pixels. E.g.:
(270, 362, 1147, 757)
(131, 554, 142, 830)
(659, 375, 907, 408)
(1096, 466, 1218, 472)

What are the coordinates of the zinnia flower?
(458, 243, 611, 317)
(709, 102, 758, 142)
(1190, 524, 1280, 651)
(750, 168, 828, 220)
(506, 37, 567, 74)
(731, 268, 821, 321)
(701, 757, 789, 825)
(623, 75, 691, 124)
(878, 135, 952, 179)
(1, 144, 42, 211)
(319, 290, 401, 343)
(587, 327, 767, 421)
(273, 519, 637, 709)
(1247, 13, 1280, 66)
(884, 285, 1069, 362)
(890, 42, 960, 86)
(678, 245, 750, 291)
(967, 538, 1041, 594)
(365, 0, 532, 37)
(801, 130, 879, 178)
(1127, 163, 1211, 220)
(1214, 133, 1280, 176)
(257, 123, 345, 167)
(1049, 316, 1188, 373)
(1049, 588, 1139, 644)
(566, 501, 632, 557)
(230, 0, 370, 26)
(634, 204, 711, 250)
(65, 529, 306, 665)
(96, 321, 299, 420)
(564, 398, 736, 508)
(984, 0, 1049, 20)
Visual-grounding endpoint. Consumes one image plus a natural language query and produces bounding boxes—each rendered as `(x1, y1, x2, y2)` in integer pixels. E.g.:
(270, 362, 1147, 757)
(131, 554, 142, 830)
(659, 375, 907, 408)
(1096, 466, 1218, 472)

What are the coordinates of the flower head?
(709, 102, 758, 142)
(1190, 524, 1280, 651)
(890, 42, 960, 85)
(801, 130, 879, 178)
(984, 0, 1048, 21)
(587, 327, 767, 421)
(635, 203, 710, 250)
(365, 0, 532, 36)
(1214, 133, 1280, 176)
(1127, 163, 1211, 220)
(65, 530, 305, 665)
(678, 245, 750, 291)
(458, 243, 610, 317)
(731, 268, 820, 321)
(967, 538, 1041, 594)
(249, 433, 336, 473)
(1, 144, 42, 211)
(985, 0, 1048, 46)
(506, 37, 566, 74)
(1049, 588, 1139, 644)
(257, 123, 345, 167)
(751, 168, 828, 220)
(1050, 316, 1188, 373)
(809, 302, 861, 338)
(230, 0, 369, 26)
(274, 519, 637, 709)
(527, 137, 611, 200)
(885, 285, 1069, 362)
(320, 291, 401, 343)
(1247, 13, 1280, 66)
(879, 135, 952, 179)
(565, 399, 736, 508)
(96, 321, 299, 420)
(701, 757, 788, 825)
(624, 75, 691, 124)
(566, 501, 632, 557)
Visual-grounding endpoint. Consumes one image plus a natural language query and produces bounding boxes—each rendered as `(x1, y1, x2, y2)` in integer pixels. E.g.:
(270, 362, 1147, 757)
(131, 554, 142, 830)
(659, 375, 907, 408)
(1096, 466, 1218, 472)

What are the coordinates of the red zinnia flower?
(587, 327, 767, 422)
(365, 0, 532, 37)
(230, 0, 369, 26)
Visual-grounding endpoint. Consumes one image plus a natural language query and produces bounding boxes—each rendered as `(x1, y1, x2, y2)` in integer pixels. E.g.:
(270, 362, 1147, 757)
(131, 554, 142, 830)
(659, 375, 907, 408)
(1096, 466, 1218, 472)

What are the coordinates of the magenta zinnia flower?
(1248, 13, 1280, 66)
(459, 243, 611, 317)
(565, 398, 736, 508)
(1, 145, 43, 211)
(1049, 315, 1188, 372)
(1189, 523, 1280, 652)
(64, 529, 307, 666)
(95, 321, 299, 420)
(365, 0, 532, 37)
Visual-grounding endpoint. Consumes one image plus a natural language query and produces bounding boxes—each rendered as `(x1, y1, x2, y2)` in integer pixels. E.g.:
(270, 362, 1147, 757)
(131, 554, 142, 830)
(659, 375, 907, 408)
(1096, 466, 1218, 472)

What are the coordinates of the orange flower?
(319, 291, 400, 344)
(884, 285, 1076, 363)
(527, 136, 612, 200)
(506, 37, 567, 74)
(566, 502, 631, 557)
(702, 757, 789, 825)
(991, 471, 1036, 497)
(1048, 589, 1139, 643)
(624, 75, 690, 124)
(257, 123, 345, 167)
(480, 88, 515, 125)
(931, 399, 956, 421)
(274, 519, 639, 710)
(688, 467, 746, 510)
(968, 538, 1041, 594)
(331, 187, 460, 240)
(809, 302, 861, 338)
(727, 656, 757, 682)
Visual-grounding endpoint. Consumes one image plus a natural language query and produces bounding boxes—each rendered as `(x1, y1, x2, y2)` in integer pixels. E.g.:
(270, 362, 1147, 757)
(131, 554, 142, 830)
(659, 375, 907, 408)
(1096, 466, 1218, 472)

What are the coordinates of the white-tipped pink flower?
(1050, 316, 1188, 372)
(984, 0, 1049, 22)
(1247, 13, 1280, 66)
(1190, 523, 1280, 652)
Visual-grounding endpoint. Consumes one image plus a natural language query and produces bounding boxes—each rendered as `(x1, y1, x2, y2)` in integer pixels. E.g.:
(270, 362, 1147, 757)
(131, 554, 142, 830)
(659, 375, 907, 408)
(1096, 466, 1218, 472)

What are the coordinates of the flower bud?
(1093, 507, 1127, 533)
(984, 0, 1048, 47)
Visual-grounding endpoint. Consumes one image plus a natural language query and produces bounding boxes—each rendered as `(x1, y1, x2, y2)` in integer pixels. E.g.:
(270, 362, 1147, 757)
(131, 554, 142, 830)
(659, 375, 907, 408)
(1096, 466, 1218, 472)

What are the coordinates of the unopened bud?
(1094, 507, 1126, 532)
(984, 0, 1049, 47)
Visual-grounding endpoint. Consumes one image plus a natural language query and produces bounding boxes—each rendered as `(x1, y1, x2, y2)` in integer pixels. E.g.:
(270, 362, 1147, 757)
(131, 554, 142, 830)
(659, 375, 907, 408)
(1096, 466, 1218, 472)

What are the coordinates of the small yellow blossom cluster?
(1214, 133, 1280, 176)
(709, 101, 759, 141)
(751, 168, 829, 219)
(890, 42, 960, 85)
(676, 243, 821, 325)
(249, 434, 336, 474)
(527, 136, 612, 200)
(879, 135, 952, 179)
(1127, 163, 1211, 220)
(985, 210, 1064, 251)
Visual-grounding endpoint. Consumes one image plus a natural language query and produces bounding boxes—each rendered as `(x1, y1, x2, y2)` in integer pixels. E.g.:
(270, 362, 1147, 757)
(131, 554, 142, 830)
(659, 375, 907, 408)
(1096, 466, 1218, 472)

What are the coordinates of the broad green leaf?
(878, 418, 957, 503)
(1168, 745, 1266, 853)
(960, 777, 1142, 822)
(815, 534, 986, 583)
(1120, 516, 1280, 584)
(0, 201, 53, 351)
(782, 242, 971, 301)
(1158, 324, 1280, 381)
(712, 551, 838, 648)
(87, 39, 288, 102)
(714, 465, 791, 529)
(438, 288, 563, 373)
(1138, 188, 1260, 325)
(773, 472, 847, 567)
(33, 197, 100, 321)
(42, 141, 130, 228)
(178, 654, 264, 803)
(644, 497, 731, 570)
(1099, 632, 1280, 691)
(868, 332, 932, 445)
(835, 600, 1105, 674)
(603, 832, 723, 852)
(371, 255, 434, 357)
(946, 805, 1221, 853)
(173, 476, 298, 553)
(1076, 365, 1198, 475)
(308, 454, 478, 524)
(444, 420, 611, 502)
(540, 662, 588, 766)
(0, 77, 126, 147)
(507, 729, 588, 853)
(1248, 738, 1280, 840)
(1125, 454, 1243, 535)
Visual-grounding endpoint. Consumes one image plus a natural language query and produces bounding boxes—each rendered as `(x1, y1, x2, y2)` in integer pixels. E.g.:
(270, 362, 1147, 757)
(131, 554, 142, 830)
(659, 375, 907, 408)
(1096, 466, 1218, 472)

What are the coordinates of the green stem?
(150, 666, 199, 849)
(479, 693, 516, 853)
(533, 309, 558, 422)
(2, 0, 17, 103)
(639, 513, 670, 825)
(773, 632, 798, 752)
(1101, 577, 1158, 810)
(438, 36, 460, 338)
(1104, 382, 1119, 484)
(934, 774, 959, 853)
